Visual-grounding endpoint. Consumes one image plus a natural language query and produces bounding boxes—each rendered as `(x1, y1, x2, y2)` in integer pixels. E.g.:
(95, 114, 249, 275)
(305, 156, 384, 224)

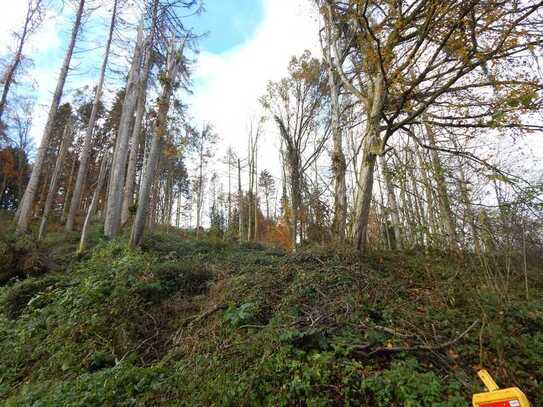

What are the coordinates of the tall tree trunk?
(175, 190, 181, 228)
(288, 153, 302, 248)
(352, 148, 377, 252)
(104, 23, 144, 237)
(238, 158, 244, 242)
(121, 95, 144, 225)
(38, 122, 72, 239)
(196, 136, 204, 236)
(227, 153, 232, 233)
(424, 123, 458, 249)
(66, 0, 117, 231)
(352, 74, 385, 253)
(121, 1, 159, 225)
(16, 0, 85, 235)
(378, 155, 402, 249)
(0, 176, 7, 208)
(62, 155, 77, 222)
(457, 160, 480, 253)
(265, 189, 270, 220)
(405, 148, 426, 247)
(324, 20, 347, 243)
(247, 139, 253, 241)
(376, 170, 391, 249)
(254, 142, 258, 240)
(130, 39, 181, 247)
(398, 172, 416, 248)
(79, 153, 109, 253)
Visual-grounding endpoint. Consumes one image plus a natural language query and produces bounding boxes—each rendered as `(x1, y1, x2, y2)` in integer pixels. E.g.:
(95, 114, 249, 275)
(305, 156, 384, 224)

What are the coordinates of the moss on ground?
(0, 228, 541, 406)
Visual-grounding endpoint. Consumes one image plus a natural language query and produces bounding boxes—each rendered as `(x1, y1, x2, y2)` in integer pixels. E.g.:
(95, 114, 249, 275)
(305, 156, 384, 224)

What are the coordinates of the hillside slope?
(1, 229, 542, 406)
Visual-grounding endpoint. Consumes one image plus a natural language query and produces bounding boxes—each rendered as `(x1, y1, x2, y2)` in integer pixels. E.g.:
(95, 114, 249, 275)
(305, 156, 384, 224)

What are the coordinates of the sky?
(0, 0, 321, 177)
(3, 0, 539, 219)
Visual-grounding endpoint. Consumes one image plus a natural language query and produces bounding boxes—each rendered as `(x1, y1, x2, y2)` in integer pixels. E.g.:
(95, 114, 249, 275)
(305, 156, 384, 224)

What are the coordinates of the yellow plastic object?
(472, 369, 531, 407)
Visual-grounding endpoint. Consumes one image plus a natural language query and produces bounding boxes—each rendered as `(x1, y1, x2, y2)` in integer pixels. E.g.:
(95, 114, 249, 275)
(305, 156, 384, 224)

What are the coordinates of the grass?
(0, 220, 541, 405)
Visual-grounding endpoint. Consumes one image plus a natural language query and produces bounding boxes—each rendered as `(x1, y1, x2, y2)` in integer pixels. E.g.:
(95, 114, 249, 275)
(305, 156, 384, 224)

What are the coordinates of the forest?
(0, 0, 542, 405)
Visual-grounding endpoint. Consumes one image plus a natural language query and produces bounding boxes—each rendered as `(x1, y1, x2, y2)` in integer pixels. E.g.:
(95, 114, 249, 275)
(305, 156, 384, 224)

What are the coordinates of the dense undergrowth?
(0, 220, 542, 405)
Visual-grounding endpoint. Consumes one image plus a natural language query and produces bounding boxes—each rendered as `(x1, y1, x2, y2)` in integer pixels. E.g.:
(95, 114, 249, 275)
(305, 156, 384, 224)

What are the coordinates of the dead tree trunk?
(121, 0, 159, 225)
(79, 153, 109, 253)
(130, 39, 183, 247)
(16, 0, 85, 235)
(104, 23, 144, 237)
(66, 0, 117, 231)
(38, 122, 72, 239)
(62, 155, 77, 223)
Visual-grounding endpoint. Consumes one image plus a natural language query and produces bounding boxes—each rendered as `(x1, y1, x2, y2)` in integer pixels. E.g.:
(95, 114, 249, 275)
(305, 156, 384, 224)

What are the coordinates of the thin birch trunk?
(378, 155, 402, 249)
(406, 151, 426, 247)
(62, 155, 77, 222)
(254, 142, 258, 240)
(425, 123, 458, 248)
(376, 169, 391, 249)
(196, 135, 204, 236)
(38, 122, 72, 239)
(78, 153, 109, 253)
(227, 153, 232, 233)
(66, 0, 117, 231)
(16, 0, 85, 235)
(324, 19, 347, 243)
(238, 158, 244, 242)
(175, 191, 181, 228)
(247, 136, 253, 241)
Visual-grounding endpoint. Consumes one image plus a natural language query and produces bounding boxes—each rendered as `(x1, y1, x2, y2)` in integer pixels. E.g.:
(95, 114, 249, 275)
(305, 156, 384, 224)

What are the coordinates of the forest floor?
(0, 215, 542, 406)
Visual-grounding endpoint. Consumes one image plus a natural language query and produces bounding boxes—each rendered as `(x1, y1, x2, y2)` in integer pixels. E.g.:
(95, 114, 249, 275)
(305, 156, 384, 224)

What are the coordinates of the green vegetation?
(1, 227, 542, 406)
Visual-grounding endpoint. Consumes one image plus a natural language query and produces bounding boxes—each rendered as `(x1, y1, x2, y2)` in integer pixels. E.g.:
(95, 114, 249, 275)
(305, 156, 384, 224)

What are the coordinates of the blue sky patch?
(186, 0, 264, 54)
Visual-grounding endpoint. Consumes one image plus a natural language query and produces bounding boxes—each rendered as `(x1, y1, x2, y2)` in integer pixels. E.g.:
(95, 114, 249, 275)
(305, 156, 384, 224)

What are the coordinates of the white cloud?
(189, 0, 321, 175)
(0, 2, 61, 57)
(0, 4, 28, 49)
(1, 0, 324, 173)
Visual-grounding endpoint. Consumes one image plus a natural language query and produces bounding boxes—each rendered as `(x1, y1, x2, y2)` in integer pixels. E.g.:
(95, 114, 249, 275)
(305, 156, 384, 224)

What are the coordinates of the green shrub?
(358, 359, 466, 406)
(1, 233, 542, 405)
(6, 363, 174, 406)
(151, 261, 212, 297)
(223, 302, 258, 327)
(2, 276, 60, 319)
(0, 236, 49, 285)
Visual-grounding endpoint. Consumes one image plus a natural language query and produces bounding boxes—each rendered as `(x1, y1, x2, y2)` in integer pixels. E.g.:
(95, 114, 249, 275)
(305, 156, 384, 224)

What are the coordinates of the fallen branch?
(171, 303, 228, 346)
(367, 320, 479, 357)
(180, 303, 227, 328)
(358, 322, 417, 339)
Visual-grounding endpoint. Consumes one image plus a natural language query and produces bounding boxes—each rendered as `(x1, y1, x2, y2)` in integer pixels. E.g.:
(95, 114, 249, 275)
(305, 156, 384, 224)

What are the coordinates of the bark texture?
(130, 39, 182, 247)
(104, 23, 144, 237)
